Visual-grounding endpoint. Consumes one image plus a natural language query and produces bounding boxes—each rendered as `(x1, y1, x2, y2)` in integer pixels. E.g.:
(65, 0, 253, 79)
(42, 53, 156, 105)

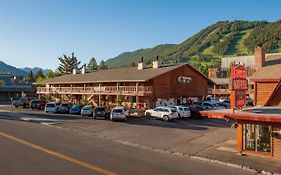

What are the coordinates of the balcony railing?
(37, 86, 153, 95)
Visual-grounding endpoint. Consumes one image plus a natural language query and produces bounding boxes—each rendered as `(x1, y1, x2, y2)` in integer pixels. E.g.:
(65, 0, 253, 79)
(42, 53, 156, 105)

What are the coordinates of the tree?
(45, 70, 56, 79)
(129, 62, 137, 67)
(87, 57, 98, 70)
(27, 70, 35, 82)
(99, 60, 108, 70)
(35, 69, 45, 80)
(57, 52, 81, 74)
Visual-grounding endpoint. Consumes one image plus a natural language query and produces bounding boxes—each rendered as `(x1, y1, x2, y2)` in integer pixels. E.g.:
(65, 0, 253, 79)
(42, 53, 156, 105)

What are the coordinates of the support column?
(136, 82, 139, 109)
(98, 83, 101, 106)
(236, 121, 243, 154)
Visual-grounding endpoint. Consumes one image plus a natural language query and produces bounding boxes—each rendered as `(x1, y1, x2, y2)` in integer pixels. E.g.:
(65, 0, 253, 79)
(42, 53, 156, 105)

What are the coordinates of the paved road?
(0, 118, 254, 175)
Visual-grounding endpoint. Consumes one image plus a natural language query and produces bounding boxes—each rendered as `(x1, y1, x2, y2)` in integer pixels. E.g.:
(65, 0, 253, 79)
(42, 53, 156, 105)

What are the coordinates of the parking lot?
(0, 104, 236, 156)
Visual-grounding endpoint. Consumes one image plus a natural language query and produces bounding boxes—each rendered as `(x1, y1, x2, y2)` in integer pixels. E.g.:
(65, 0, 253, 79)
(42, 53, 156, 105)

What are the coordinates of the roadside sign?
(230, 64, 247, 110)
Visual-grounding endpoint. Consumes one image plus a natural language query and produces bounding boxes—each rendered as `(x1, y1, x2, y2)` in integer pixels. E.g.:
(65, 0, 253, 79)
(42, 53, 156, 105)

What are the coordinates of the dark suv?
(94, 106, 109, 119)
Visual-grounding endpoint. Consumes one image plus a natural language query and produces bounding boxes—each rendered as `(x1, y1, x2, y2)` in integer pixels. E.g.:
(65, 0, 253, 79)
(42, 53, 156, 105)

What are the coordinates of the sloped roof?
(251, 64, 281, 81)
(210, 78, 229, 85)
(251, 54, 281, 81)
(43, 64, 213, 85)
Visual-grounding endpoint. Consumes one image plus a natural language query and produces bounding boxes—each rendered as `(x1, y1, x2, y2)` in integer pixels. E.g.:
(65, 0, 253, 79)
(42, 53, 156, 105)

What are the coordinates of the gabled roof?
(251, 54, 281, 81)
(42, 63, 213, 85)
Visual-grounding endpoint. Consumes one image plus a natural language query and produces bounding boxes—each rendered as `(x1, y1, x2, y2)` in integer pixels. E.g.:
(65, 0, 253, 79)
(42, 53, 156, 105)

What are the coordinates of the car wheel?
(163, 115, 169, 122)
(145, 113, 151, 119)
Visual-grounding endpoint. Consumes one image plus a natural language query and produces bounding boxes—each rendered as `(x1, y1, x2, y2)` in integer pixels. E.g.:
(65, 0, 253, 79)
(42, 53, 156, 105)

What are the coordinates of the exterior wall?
(237, 120, 281, 160)
(152, 65, 209, 98)
(255, 82, 278, 106)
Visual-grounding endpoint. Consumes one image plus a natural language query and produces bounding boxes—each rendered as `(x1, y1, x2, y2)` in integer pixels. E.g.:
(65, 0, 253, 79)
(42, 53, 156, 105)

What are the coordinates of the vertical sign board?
(230, 65, 248, 109)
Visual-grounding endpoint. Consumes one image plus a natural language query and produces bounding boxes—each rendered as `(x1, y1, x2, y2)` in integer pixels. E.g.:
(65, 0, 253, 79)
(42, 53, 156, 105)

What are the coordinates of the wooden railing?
(37, 86, 153, 95)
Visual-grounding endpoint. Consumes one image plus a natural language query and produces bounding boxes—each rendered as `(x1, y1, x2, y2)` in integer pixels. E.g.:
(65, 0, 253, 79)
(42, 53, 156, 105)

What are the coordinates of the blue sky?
(0, 0, 280, 70)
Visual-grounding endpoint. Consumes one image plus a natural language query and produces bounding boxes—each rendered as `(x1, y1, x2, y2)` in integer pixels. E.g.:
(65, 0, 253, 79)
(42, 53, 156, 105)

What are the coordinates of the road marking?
(0, 131, 117, 175)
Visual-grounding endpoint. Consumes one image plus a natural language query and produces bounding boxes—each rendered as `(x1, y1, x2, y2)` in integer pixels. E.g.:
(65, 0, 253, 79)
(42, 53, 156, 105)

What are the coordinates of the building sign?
(230, 64, 247, 110)
(177, 76, 192, 84)
(231, 79, 248, 90)
(231, 65, 246, 79)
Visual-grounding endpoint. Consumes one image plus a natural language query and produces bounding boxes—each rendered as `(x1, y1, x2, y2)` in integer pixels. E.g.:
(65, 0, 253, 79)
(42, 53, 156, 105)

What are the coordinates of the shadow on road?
(126, 117, 233, 130)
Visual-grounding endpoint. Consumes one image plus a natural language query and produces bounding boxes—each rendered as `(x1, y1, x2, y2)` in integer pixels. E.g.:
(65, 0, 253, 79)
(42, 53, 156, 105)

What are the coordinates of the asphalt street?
(0, 117, 254, 175)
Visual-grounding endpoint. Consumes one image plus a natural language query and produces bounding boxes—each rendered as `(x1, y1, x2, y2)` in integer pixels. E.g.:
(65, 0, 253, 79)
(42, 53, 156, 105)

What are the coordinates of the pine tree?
(27, 70, 35, 82)
(99, 60, 108, 70)
(35, 69, 45, 80)
(57, 52, 81, 74)
(87, 57, 98, 70)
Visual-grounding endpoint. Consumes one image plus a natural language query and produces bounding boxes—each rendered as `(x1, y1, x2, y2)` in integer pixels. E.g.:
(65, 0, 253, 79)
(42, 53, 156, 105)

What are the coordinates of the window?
(243, 124, 271, 153)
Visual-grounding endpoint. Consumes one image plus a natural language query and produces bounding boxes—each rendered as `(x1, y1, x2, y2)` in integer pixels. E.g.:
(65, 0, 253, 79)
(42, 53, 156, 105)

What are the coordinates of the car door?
(152, 108, 162, 118)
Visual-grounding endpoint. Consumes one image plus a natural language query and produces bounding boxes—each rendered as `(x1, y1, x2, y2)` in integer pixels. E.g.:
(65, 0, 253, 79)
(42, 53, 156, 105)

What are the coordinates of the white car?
(45, 102, 60, 113)
(145, 106, 179, 122)
(81, 105, 93, 116)
(169, 105, 191, 118)
(110, 107, 128, 122)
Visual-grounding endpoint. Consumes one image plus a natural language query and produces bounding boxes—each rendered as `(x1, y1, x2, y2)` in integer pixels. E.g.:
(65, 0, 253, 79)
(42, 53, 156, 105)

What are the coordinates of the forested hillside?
(105, 20, 281, 75)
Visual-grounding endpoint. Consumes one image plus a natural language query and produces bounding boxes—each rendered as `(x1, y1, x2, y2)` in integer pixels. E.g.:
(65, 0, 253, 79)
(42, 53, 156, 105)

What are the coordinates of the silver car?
(110, 107, 128, 122)
(81, 105, 94, 116)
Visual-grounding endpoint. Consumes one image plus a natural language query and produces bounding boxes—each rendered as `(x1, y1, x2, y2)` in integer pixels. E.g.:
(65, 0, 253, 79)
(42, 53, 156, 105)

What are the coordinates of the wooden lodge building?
(37, 58, 213, 109)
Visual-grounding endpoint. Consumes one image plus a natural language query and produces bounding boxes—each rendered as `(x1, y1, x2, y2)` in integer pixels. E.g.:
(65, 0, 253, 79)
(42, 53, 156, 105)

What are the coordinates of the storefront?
(201, 108, 281, 160)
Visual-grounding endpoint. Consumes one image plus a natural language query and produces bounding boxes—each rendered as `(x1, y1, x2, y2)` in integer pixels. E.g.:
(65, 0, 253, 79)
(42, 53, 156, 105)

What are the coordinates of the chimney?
(82, 64, 86, 74)
(254, 45, 265, 71)
(152, 55, 159, 69)
(138, 57, 145, 70)
(73, 69, 77, 75)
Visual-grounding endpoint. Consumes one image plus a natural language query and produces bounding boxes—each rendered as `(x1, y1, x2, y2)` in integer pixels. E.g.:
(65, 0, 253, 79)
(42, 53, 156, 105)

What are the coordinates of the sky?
(0, 0, 280, 70)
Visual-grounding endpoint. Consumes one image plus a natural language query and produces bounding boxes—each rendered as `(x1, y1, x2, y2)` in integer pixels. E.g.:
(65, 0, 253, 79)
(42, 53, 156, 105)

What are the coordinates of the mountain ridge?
(105, 20, 281, 74)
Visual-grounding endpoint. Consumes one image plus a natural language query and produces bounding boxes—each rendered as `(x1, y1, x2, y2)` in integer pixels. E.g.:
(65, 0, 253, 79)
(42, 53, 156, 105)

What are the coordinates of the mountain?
(0, 61, 28, 76)
(20, 67, 51, 75)
(105, 20, 281, 74)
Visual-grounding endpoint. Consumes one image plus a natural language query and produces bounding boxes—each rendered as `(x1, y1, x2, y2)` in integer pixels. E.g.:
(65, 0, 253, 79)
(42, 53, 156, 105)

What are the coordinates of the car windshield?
(72, 105, 80, 109)
(84, 106, 92, 109)
(183, 107, 189, 111)
(61, 104, 68, 107)
(113, 109, 123, 113)
(96, 108, 105, 112)
(46, 104, 55, 107)
(170, 108, 177, 112)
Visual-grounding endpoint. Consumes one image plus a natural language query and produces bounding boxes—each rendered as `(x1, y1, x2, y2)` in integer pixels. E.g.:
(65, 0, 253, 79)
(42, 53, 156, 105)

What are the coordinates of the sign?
(231, 79, 248, 90)
(230, 64, 247, 110)
(231, 65, 246, 79)
(177, 76, 192, 84)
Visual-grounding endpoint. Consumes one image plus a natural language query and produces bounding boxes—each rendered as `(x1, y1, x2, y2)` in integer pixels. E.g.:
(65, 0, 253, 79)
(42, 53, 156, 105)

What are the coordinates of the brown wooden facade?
(37, 64, 212, 109)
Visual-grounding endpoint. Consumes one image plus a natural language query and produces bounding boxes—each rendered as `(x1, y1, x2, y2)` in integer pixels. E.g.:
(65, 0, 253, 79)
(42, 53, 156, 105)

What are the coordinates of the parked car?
(202, 101, 225, 110)
(169, 105, 191, 119)
(110, 106, 128, 122)
(145, 106, 179, 122)
(93, 106, 108, 119)
(81, 105, 94, 116)
(69, 104, 82, 115)
(190, 104, 208, 119)
(13, 96, 32, 108)
(45, 102, 61, 113)
(57, 103, 71, 114)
